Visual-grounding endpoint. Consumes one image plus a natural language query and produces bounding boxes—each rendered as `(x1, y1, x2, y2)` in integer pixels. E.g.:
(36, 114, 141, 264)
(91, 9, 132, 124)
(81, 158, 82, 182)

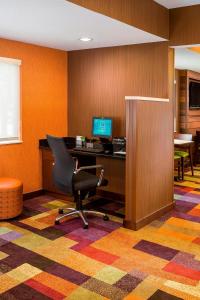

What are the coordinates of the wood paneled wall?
(125, 99, 174, 229)
(175, 69, 180, 132)
(68, 42, 169, 137)
(68, 0, 169, 39)
(170, 5, 200, 46)
(179, 70, 200, 135)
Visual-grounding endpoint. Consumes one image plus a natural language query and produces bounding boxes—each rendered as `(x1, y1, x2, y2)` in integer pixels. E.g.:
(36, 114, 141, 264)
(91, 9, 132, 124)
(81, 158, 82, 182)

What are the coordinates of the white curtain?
(0, 57, 21, 143)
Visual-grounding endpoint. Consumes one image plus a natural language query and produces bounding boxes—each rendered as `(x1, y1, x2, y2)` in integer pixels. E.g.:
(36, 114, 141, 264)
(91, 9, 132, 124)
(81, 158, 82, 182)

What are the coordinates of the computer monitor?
(92, 117, 113, 138)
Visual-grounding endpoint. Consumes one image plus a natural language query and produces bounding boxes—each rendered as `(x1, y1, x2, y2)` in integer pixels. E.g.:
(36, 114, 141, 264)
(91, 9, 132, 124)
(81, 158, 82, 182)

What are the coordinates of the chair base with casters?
(55, 190, 109, 229)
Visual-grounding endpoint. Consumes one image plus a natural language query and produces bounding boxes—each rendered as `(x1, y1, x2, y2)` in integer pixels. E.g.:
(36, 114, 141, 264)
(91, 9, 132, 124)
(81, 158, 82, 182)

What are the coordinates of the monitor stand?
(99, 137, 110, 144)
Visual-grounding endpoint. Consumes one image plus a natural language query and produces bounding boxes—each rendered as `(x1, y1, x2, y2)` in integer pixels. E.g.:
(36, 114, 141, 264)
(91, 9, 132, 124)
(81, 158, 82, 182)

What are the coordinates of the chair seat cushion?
(174, 155, 181, 160)
(174, 150, 189, 158)
(73, 171, 108, 191)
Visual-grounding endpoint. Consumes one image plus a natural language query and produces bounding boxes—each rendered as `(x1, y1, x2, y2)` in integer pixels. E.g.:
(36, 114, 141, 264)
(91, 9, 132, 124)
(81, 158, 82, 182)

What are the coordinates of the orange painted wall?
(0, 38, 68, 193)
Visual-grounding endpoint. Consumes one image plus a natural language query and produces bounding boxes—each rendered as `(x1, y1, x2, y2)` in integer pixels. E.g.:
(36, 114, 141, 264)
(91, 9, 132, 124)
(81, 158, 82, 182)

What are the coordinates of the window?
(0, 57, 21, 144)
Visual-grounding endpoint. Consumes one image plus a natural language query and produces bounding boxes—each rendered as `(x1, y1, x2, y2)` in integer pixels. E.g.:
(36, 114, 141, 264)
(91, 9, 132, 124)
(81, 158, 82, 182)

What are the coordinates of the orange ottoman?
(0, 178, 23, 220)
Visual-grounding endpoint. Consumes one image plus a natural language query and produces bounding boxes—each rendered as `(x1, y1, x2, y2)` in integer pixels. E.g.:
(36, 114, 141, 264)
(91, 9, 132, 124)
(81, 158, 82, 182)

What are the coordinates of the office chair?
(47, 135, 109, 229)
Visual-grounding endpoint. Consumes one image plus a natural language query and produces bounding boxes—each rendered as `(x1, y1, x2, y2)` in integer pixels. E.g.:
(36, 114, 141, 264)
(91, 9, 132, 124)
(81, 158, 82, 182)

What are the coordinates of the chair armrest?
(72, 157, 79, 171)
(74, 164, 104, 187)
(74, 164, 103, 174)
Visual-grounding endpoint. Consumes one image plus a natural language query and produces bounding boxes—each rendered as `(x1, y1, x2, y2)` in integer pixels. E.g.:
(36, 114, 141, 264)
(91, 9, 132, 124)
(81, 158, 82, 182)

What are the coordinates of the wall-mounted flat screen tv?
(189, 79, 200, 109)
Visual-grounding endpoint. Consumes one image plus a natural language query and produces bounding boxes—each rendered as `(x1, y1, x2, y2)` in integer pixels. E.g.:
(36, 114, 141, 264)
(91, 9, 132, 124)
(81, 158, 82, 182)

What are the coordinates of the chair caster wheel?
(58, 209, 64, 214)
(55, 220, 60, 225)
(103, 215, 109, 221)
(83, 224, 88, 229)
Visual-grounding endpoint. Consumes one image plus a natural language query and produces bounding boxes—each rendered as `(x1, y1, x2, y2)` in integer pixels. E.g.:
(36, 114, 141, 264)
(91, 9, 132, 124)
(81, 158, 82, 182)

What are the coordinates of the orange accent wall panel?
(170, 5, 200, 46)
(68, 0, 169, 39)
(68, 42, 169, 137)
(0, 38, 67, 193)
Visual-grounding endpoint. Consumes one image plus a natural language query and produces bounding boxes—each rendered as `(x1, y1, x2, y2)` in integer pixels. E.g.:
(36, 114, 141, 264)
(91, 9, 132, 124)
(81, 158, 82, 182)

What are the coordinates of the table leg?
(189, 146, 194, 176)
(181, 157, 184, 181)
(178, 160, 181, 180)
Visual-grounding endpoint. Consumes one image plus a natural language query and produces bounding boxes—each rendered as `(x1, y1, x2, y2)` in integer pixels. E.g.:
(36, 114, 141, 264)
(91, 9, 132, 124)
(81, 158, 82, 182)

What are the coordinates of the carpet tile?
(82, 277, 128, 300)
(133, 240, 179, 261)
(31, 271, 77, 297)
(0, 171, 200, 299)
(1, 231, 22, 241)
(93, 265, 126, 284)
(66, 286, 108, 300)
(7, 263, 42, 282)
(114, 274, 142, 293)
(148, 289, 182, 300)
(0, 263, 12, 274)
(79, 245, 120, 264)
(0, 251, 8, 260)
(26, 279, 65, 300)
(1, 283, 52, 300)
(45, 263, 90, 285)
(163, 261, 200, 281)
(0, 227, 12, 235)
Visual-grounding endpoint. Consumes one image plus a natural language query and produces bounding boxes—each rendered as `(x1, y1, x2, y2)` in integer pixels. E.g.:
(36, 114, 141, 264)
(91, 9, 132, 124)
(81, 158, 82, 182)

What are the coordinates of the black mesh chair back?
(47, 135, 75, 195)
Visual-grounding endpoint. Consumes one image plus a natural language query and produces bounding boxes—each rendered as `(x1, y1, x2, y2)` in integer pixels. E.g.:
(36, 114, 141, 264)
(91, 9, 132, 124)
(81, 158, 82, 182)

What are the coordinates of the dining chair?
(174, 133, 194, 179)
(174, 154, 182, 181)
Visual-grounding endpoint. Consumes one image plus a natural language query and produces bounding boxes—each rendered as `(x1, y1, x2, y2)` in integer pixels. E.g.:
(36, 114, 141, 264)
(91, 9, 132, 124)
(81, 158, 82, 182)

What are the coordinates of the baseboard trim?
(23, 190, 45, 200)
(123, 202, 175, 230)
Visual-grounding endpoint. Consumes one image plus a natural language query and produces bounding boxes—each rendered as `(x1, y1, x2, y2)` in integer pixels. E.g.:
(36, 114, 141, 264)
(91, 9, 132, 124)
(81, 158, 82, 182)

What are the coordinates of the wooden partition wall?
(68, 42, 174, 229)
(125, 98, 174, 229)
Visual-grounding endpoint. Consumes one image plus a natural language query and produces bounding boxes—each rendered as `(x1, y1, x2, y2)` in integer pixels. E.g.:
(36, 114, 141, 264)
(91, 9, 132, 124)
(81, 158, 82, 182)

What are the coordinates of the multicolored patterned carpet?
(0, 173, 200, 299)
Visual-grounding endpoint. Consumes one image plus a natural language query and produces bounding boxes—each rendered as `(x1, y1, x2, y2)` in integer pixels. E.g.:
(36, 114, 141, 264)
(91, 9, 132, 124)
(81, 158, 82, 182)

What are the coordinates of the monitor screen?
(189, 80, 200, 109)
(92, 117, 112, 138)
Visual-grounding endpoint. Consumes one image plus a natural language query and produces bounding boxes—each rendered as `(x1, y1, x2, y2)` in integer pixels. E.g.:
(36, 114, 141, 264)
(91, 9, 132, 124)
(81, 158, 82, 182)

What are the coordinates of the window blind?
(0, 57, 21, 144)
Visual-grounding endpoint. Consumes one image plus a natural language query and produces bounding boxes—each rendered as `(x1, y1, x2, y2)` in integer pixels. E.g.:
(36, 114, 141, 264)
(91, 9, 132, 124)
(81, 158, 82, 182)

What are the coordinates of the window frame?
(0, 56, 22, 145)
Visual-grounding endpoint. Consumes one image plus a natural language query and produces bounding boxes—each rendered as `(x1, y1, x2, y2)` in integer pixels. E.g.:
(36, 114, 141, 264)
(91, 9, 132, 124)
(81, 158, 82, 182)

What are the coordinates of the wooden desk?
(174, 139, 194, 177)
(174, 139, 194, 146)
(40, 146, 125, 201)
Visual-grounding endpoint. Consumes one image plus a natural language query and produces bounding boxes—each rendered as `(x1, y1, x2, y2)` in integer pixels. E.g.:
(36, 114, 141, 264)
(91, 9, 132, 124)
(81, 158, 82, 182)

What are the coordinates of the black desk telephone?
(112, 137, 126, 152)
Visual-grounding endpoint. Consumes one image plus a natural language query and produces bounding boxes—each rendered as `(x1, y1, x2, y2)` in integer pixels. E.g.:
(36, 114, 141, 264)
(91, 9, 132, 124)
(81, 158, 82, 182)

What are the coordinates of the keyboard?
(73, 147, 104, 153)
(114, 151, 126, 155)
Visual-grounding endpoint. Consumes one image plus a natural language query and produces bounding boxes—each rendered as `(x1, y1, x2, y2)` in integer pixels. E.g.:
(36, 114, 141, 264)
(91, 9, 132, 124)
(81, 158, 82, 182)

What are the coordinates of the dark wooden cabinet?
(42, 148, 59, 193)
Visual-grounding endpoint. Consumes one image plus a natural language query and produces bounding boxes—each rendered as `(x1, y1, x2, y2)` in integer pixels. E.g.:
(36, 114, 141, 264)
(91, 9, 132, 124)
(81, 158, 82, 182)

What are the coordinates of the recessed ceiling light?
(79, 37, 93, 42)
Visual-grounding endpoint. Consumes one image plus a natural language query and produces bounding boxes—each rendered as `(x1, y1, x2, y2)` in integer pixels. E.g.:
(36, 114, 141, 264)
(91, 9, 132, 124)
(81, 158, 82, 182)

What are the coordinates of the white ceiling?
(155, 0, 200, 9)
(175, 47, 200, 72)
(0, 0, 165, 51)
